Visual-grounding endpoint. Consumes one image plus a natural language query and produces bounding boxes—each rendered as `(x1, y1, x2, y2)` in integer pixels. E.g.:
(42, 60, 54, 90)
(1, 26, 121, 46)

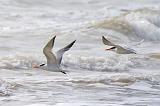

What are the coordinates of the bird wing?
(43, 36, 57, 65)
(56, 40, 76, 65)
(102, 36, 116, 46)
(117, 45, 136, 54)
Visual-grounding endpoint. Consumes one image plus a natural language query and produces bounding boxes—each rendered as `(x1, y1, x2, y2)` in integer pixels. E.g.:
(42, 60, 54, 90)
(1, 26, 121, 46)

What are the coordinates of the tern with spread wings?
(102, 36, 136, 54)
(32, 36, 76, 74)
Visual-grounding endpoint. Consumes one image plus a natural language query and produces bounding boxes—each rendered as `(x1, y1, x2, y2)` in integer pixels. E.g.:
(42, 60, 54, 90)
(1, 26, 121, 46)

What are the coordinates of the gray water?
(0, 0, 160, 106)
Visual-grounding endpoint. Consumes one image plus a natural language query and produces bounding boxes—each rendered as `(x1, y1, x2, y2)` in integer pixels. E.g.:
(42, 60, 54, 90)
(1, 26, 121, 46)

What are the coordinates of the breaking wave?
(95, 8, 160, 41)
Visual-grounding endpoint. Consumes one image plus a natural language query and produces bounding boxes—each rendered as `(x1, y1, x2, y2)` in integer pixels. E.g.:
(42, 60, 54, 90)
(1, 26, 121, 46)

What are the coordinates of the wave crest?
(95, 8, 160, 41)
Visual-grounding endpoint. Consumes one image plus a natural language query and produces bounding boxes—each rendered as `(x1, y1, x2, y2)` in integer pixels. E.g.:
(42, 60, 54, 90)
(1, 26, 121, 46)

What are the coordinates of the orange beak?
(32, 64, 40, 68)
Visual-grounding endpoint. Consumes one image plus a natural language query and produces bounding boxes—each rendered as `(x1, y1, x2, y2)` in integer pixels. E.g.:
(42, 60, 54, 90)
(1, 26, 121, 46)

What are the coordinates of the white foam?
(0, 79, 15, 96)
(125, 12, 160, 41)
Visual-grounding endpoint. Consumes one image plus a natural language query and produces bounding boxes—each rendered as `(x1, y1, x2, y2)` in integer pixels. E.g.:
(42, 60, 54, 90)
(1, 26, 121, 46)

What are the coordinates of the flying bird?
(102, 36, 136, 54)
(32, 36, 76, 74)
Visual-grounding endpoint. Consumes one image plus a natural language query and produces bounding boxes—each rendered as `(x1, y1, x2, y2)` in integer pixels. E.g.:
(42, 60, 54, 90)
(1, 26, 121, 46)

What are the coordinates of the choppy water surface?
(0, 0, 160, 106)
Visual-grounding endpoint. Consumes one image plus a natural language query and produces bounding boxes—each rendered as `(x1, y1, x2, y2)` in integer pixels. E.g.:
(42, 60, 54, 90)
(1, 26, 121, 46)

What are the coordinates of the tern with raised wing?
(32, 36, 76, 74)
(102, 36, 136, 54)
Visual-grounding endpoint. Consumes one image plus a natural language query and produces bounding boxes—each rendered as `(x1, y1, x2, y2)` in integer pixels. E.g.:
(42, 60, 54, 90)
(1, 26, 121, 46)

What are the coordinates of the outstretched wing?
(116, 45, 136, 54)
(102, 36, 116, 46)
(56, 40, 76, 65)
(43, 36, 57, 64)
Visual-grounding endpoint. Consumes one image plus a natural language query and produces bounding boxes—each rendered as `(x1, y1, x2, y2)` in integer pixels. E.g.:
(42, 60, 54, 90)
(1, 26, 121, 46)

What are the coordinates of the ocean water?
(0, 0, 160, 106)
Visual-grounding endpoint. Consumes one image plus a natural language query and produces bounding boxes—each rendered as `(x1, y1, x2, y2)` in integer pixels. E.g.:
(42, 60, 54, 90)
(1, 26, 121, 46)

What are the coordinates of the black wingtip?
(102, 36, 106, 44)
(73, 40, 76, 43)
(102, 36, 106, 40)
(53, 35, 56, 38)
(51, 36, 56, 41)
(70, 40, 76, 46)
(51, 36, 56, 47)
(52, 36, 56, 41)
